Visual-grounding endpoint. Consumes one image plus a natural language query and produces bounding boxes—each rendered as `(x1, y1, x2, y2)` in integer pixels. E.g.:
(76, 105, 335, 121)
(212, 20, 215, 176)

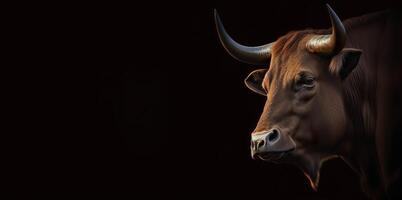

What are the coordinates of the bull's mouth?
(256, 148, 295, 162)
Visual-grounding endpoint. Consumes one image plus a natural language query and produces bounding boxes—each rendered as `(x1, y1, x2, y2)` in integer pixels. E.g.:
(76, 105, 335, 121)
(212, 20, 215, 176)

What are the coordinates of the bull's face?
(215, 5, 362, 189)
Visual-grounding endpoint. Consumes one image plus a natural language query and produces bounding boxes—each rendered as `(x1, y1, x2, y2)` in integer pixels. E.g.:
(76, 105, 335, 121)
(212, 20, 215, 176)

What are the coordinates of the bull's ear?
(244, 69, 268, 96)
(330, 48, 362, 80)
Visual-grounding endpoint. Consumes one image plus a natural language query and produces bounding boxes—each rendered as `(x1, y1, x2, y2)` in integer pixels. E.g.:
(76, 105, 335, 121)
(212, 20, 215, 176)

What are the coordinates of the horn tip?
(325, 4, 333, 12)
(326, 4, 340, 22)
(214, 9, 220, 23)
(325, 3, 344, 31)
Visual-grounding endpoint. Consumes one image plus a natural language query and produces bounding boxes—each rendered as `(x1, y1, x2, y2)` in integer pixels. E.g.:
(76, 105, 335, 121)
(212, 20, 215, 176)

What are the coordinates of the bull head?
(215, 4, 362, 190)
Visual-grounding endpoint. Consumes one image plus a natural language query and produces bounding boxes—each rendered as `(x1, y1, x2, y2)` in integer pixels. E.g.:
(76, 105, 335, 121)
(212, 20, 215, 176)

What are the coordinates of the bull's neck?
(341, 59, 380, 195)
(341, 42, 378, 169)
(339, 17, 384, 197)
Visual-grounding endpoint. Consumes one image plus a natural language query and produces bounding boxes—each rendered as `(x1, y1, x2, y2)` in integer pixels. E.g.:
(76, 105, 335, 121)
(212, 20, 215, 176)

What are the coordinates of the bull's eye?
(294, 73, 315, 91)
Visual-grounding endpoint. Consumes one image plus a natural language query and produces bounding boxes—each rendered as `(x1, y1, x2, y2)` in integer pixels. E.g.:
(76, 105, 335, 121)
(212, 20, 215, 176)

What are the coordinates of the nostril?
(257, 140, 265, 149)
(268, 129, 279, 143)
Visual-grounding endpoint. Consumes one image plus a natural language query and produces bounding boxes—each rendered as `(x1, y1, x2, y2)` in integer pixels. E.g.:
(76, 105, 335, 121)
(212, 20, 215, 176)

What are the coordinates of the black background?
(12, 0, 402, 198)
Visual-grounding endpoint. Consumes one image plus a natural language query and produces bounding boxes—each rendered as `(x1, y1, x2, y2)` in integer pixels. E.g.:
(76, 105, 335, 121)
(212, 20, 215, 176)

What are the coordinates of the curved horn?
(306, 4, 346, 55)
(214, 9, 273, 65)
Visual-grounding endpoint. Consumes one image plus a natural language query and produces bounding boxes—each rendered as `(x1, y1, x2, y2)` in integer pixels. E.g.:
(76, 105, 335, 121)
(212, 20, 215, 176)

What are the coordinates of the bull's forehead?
(266, 50, 312, 89)
(263, 31, 328, 91)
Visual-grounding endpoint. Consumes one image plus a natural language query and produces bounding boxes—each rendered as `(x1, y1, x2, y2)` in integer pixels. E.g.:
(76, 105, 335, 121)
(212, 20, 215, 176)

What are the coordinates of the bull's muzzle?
(251, 128, 296, 161)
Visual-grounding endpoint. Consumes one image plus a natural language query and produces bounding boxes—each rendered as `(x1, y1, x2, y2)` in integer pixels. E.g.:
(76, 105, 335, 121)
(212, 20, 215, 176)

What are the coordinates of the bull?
(215, 4, 402, 199)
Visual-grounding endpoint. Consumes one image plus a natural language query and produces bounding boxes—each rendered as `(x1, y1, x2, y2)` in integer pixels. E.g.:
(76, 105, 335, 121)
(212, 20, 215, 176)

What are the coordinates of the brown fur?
(248, 8, 402, 200)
